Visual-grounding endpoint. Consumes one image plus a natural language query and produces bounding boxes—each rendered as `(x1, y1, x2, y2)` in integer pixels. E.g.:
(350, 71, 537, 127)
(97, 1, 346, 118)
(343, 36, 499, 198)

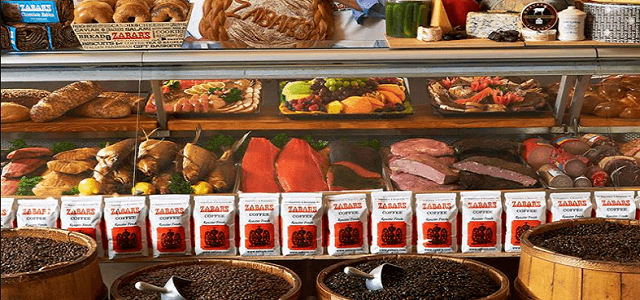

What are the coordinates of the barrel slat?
(552, 263, 582, 300)
(621, 274, 640, 300)
(582, 270, 621, 300)
(528, 257, 556, 300)
(519, 252, 532, 285)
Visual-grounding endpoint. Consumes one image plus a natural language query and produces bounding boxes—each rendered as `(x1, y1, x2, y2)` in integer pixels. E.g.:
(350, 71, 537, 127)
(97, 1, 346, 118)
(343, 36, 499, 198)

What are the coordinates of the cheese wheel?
(417, 26, 443, 42)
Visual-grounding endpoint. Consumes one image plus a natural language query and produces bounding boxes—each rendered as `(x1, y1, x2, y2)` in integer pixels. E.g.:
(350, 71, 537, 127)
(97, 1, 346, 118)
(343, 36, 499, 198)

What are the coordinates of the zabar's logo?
(601, 199, 631, 206)
(468, 201, 497, 209)
(200, 205, 229, 213)
(333, 202, 362, 210)
(1, 208, 7, 216)
(18, 3, 53, 12)
(66, 208, 96, 215)
(21, 208, 51, 215)
(110, 207, 141, 215)
(512, 200, 542, 208)
(244, 204, 274, 211)
(557, 200, 588, 207)
(226, 0, 318, 40)
(287, 206, 318, 213)
(421, 202, 452, 210)
(377, 202, 407, 209)
(154, 207, 185, 215)
(111, 31, 151, 40)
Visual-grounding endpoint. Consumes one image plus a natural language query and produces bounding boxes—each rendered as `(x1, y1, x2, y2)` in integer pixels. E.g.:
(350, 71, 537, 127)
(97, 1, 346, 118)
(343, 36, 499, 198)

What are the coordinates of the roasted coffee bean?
(1, 236, 88, 275)
(325, 258, 500, 300)
(117, 264, 292, 300)
(529, 222, 640, 263)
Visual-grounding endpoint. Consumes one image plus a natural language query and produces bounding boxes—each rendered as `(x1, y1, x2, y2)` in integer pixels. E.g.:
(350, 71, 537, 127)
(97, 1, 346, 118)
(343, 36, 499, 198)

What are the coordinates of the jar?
(557, 6, 586, 41)
(386, 0, 432, 38)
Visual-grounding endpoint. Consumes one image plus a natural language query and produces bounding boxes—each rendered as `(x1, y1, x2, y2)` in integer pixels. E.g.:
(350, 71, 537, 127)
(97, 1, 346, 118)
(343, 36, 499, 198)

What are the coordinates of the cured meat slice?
(390, 172, 460, 191)
(453, 137, 520, 162)
(388, 154, 458, 185)
(6, 147, 52, 160)
(610, 165, 640, 187)
(327, 165, 385, 191)
(390, 138, 454, 158)
(276, 138, 328, 192)
(458, 171, 532, 190)
(329, 141, 382, 178)
(241, 138, 281, 192)
(1, 177, 19, 196)
(453, 156, 538, 187)
(2, 159, 48, 178)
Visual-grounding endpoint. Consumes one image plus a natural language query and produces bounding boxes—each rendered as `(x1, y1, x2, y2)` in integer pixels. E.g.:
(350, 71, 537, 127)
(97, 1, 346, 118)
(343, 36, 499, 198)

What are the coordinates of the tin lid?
(520, 2, 558, 31)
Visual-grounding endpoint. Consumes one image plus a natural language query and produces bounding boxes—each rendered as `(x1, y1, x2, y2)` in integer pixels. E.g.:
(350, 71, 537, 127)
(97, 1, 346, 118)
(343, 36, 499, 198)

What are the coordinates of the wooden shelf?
(579, 115, 640, 128)
(385, 36, 525, 50)
(1, 115, 158, 133)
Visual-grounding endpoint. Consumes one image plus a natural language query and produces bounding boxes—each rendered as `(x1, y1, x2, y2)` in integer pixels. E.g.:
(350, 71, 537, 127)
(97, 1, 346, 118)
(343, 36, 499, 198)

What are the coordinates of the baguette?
(30, 81, 101, 122)
(1, 89, 51, 108)
(1, 102, 31, 123)
(69, 92, 131, 118)
(100, 91, 145, 114)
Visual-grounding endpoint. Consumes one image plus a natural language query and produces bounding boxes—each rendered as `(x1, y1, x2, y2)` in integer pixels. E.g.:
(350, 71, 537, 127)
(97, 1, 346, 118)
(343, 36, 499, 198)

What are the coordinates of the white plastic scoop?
(135, 276, 192, 300)
(343, 263, 404, 291)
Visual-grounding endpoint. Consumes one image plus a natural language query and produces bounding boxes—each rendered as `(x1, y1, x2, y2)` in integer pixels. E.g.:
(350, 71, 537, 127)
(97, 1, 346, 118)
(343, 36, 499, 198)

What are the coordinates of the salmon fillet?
(276, 138, 328, 192)
(241, 138, 281, 192)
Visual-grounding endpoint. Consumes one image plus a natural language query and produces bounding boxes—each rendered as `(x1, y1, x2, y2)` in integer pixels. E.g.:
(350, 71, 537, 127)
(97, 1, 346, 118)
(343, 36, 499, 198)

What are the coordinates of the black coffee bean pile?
(325, 258, 500, 300)
(529, 222, 640, 263)
(117, 264, 292, 300)
(1, 236, 88, 275)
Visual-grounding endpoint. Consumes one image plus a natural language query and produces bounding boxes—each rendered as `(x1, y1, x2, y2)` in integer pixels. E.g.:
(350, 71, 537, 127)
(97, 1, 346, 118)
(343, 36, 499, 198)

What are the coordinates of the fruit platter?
(145, 79, 262, 115)
(427, 76, 551, 116)
(279, 77, 413, 119)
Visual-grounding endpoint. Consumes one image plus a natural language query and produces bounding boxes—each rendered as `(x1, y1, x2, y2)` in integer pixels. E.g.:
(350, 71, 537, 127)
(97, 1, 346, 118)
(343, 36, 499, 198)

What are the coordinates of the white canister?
(557, 6, 586, 41)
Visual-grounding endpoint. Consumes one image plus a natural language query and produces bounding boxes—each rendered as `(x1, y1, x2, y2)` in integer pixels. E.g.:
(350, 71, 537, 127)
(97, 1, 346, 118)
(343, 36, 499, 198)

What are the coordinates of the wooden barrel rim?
(1, 227, 98, 285)
(520, 218, 640, 273)
(513, 278, 540, 300)
(316, 254, 509, 300)
(110, 258, 302, 300)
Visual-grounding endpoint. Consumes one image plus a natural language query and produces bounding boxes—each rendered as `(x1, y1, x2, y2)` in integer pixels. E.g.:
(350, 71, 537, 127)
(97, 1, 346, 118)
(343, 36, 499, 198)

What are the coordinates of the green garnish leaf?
(165, 80, 180, 90)
(62, 186, 79, 195)
(16, 176, 42, 196)
(302, 134, 329, 150)
(9, 139, 28, 152)
(167, 173, 194, 194)
(50, 142, 77, 155)
(270, 134, 290, 148)
(360, 139, 381, 151)
(204, 134, 235, 157)
(208, 87, 243, 103)
(98, 141, 108, 148)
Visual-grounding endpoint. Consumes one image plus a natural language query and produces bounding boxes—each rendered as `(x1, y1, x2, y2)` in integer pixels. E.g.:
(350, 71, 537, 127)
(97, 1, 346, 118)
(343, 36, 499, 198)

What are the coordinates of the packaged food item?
(104, 196, 149, 259)
(60, 196, 104, 257)
(538, 164, 573, 188)
(547, 192, 592, 222)
(281, 193, 324, 256)
(16, 198, 59, 228)
(1, 198, 16, 228)
(461, 191, 502, 253)
(326, 193, 369, 256)
(415, 193, 458, 253)
(149, 195, 192, 257)
(504, 191, 546, 252)
(238, 193, 280, 256)
(193, 195, 236, 256)
(370, 191, 413, 254)
(594, 191, 636, 220)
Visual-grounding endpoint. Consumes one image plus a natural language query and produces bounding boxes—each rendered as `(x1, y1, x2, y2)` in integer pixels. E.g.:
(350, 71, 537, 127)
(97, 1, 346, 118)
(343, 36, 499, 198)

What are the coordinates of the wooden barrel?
(110, 259, 302, 300)
(1, 227, 107, 300)
(518, 218, 640, 300)
(316, 254, 509, 300)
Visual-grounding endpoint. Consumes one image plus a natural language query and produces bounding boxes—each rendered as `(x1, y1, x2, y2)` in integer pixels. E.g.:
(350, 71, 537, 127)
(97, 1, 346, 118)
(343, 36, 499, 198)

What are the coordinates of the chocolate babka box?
(1, 0, 73, 23)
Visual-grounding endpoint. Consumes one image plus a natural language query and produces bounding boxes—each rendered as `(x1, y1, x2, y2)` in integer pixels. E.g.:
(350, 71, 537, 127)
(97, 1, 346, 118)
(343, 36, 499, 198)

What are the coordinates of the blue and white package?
(1, 0, 61, 23)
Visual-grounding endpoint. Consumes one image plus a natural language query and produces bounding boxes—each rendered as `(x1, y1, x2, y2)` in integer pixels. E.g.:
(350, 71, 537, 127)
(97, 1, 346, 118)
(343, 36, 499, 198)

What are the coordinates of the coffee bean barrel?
(110, 259, 301, 300)
(1, 227, 107, 300)
(517, 218, 640, 300)
(316, 254, 509, 300)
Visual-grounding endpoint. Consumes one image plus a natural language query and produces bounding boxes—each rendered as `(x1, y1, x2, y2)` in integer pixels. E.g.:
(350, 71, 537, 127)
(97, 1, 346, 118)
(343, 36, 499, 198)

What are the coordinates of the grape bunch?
(284, 94, 327, 112)
(310, 78, 378, 105)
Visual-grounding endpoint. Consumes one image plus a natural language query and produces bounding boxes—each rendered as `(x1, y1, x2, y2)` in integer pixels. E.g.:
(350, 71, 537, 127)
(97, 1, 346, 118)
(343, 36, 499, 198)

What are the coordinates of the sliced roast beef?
(453, 156, 538, 187)
(329, 140, 382, 178)
(610, 165, 640, 187)
(390, 171, 460, 191)
(388, 154, 458, 185)
(390, 138, 454, 158)
(458, 171, 536, 190)
(453, 137, 520, 162)
(327, 165, 385, 191)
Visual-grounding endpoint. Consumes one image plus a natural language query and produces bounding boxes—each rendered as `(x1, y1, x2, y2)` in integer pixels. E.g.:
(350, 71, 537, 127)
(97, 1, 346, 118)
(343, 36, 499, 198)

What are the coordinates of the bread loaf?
(69, 92, 131, 118)
(1, 89, 51, 107)
(100, 91, 145, 113)
(1, 102, 31, 123)
(593, 101, 625, 118)
(619, 107, 640, 119)
(30, 81, 102, 122)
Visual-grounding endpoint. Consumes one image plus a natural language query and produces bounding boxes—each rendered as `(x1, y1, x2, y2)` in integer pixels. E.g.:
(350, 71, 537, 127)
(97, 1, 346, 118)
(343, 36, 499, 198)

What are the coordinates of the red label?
(510, 220, 540, 246)
(111, 31, 151, 40)
(200, 225, 230, 250)
(334, 221, 363, 248)
(287, 225, 317, 250)
(69, 227, 97, 240)
(156, 227, 186, 252)
(422, 222, 452, 248)
(377, 222, 406, 248)
(467, 221, 497, 247)
(244, 223, 274, 249)
(112, 226, 142, 252)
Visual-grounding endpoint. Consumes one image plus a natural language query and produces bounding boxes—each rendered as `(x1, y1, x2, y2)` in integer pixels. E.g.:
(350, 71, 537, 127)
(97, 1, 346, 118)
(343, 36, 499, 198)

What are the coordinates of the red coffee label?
(112, 226, 142, 252)
(156, 227, 186, 252)
(245, 223, 274, 249)
(377, 222, 406, 247)
(335, 221, 363, 248)
(467, 222, 496, 247)
(422, 222, 452, 248)
(287, 225, 317, 250)
(510, 220, 540, 246)
(200, 225, 230, 250)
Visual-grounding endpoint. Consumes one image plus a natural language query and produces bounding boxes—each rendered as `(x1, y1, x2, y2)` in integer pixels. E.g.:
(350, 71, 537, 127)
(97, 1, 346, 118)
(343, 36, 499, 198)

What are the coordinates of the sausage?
(30, 81, 101, 122)
(1, 89, 51, 108)
(1, 102, 31, 123)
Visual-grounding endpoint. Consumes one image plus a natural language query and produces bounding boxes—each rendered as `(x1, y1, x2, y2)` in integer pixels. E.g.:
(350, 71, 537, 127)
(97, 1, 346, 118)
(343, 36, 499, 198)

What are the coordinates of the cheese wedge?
(430, 0, 453, 34)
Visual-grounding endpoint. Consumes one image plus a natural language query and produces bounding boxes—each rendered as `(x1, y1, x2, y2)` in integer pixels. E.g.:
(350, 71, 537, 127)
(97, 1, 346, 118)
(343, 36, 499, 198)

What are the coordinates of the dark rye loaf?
(453, 156, 539, 187)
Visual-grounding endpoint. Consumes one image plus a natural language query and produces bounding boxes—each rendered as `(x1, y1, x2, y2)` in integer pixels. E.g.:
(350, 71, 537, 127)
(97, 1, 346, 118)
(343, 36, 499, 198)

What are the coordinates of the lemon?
(192, 181, 213, 195)
(132, 182, 156, 195)
(78, 178, 101, 195)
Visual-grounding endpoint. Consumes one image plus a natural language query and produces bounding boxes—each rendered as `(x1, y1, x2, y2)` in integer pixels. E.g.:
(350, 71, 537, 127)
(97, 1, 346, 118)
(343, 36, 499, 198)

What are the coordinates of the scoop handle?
(344, 267, 375, 279)
(135, 281, 169, 294)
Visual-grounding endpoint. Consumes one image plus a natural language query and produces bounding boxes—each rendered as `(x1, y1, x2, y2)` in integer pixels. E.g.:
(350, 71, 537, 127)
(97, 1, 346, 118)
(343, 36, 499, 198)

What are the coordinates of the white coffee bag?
(504, 191, 546, 252)
(104, 196, 148, 259)
(238, 193, 280, 256)
(636, 191, 639, 221)
(149, 195, 192, 257)
(281, 193, 324, 256)
(60, 196, 104, 257)
(594, 191, 636, 220)
(415, 193, 458, 253)
(370, 191, 412, 254)
(461, 191, 502, 253)
(193, 195, 236, 256)
(326, 193, 369, 256)
(17, 198, 59, 228)
(548, 192, 592, 222)
(1, 198, 15, 228)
